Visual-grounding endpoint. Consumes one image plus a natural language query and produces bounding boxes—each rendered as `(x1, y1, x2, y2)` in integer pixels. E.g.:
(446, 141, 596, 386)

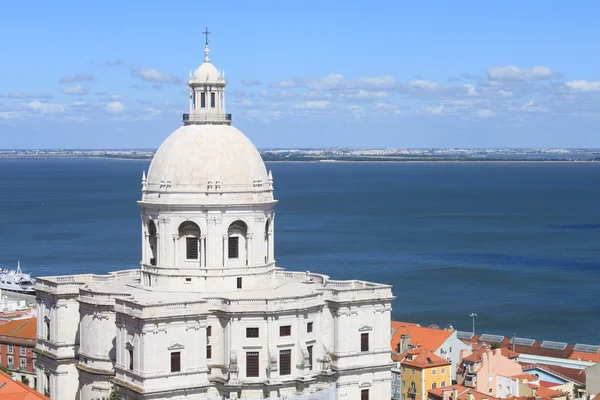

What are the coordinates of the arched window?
(227, 221, 248, 264)
(264, 219, 270, 263)
(148, 220, 157, 266)
(179, 221, 201, 261)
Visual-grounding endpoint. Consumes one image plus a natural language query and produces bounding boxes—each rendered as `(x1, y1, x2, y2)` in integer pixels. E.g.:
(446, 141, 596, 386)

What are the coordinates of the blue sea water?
(0, 158, 599, 344)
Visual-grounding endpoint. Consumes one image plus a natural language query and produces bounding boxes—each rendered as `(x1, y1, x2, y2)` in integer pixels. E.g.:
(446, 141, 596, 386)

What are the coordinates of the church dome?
(146, 124, 270, 195)
(194, 62, 220, 82)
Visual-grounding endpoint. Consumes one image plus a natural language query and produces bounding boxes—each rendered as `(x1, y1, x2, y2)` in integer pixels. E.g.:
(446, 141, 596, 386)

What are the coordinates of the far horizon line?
(2, 147, 600, 151)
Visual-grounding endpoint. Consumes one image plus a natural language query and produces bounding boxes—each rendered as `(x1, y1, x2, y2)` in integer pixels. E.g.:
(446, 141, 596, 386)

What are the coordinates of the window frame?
(207, 345, 212, 360)
(186, 237, 199, 260)
(170, 351, 181, 373)
(207, 325, 212, 337)
(20, 347, 26, 357)
(211, 92, 216, 108)
(307, 345, 313, 370)
(279, 325, 291, 336)
(228, 236, 239, 259)
(361, 388, 369, 400)
(246, 351, 259, 377)
(201, 92, 206, 108)
(237, 277, 242, 289)
(361, 332, 369, 352)
(128, 348, 134, 370)
(279, 349, 291, 375)
(307, 322, 313, 333)
(246, 327, 259, 338)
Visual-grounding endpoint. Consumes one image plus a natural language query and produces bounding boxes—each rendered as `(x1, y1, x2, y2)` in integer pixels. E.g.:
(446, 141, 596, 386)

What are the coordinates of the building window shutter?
(361, 333, 369, 352)
(186, 237, 198, 259)
(228, 236, 239, 258)
(171, 352, 181, 372)
(128, 348, 134, 370)
(280, 349, 291, 375)
(361, 389, 369, 400)
(279, 325, 291, 336)
(246, 352, 259, 377)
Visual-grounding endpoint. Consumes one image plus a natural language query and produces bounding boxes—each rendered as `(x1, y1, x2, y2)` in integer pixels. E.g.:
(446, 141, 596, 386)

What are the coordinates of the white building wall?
(435, 331, 472, 380)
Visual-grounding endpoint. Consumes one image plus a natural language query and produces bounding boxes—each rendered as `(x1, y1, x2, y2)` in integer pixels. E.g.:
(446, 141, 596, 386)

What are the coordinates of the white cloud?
(297, 101, 331, 110)
(498, 90, 513, 97)
(106, 101, 126, 113)
(130, 65, 182, 84)
(104, 60, 123, 67)
(425, 105, 445, 115)
(241, 80, 262, 87)
(6, 91, 53, 99)
(477, 109, 496, 118)
(564, 80, 600, 93)
(521, 100, 548, 112)
(340, 90, 391, 100)
(486, 65, 560, 82)
(0, 111, 26, 119)
(62, 85, 90, 95)
(60, 73, 94, 83)
(28, 100, 64, 114)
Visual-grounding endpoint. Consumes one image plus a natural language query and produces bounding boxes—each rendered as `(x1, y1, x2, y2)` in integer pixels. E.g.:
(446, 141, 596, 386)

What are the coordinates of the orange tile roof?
(399, 348, 451, 368)
(391, 321, 453, 353)
(0, 371, 50, 399)
(428, 384, 500, 400)
(568, 351, 600, 363)
(511, 374, 538, 381)
(0, 318, 36, 340)
(462, 347, 519, 363)
(536, 386, 568, 398)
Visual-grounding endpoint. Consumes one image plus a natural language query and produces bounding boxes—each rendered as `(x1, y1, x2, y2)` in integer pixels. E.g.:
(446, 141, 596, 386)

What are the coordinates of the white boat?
(0, 262, 35, 294)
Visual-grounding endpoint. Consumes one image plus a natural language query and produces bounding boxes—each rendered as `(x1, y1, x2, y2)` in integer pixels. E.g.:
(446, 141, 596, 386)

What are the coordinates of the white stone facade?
(35, 38, 395, 400)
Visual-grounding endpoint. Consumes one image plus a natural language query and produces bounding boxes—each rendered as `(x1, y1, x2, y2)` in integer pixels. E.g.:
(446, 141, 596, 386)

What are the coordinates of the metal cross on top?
(202, 26, 211, 46)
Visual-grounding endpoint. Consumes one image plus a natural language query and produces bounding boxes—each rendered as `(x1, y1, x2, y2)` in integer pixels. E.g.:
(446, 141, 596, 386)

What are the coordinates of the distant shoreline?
(0, 155, 598, 163)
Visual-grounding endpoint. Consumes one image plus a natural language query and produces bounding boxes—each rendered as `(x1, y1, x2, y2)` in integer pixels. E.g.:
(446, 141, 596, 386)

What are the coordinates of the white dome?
(194, 62, 220, 82)
(146, 124, 270, 195)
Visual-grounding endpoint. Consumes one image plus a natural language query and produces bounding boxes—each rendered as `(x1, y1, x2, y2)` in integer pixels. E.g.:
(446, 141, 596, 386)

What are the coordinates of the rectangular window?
(361, 333, 369, 352)
(7, 355, 13, 369)
(20, 347, 26, 357)
(211, 92, 216, 108)
(207, 326, 212, 337)
(186, 237, 198, 259)
(432, 368, 437, 375)
(128, 348, 134, 370)
(361, 389, 369, 400)
(246, 352, 259, 377)
(237, 277, 242, 289)
(8, 345, 13, 354)
(246, 327, 259, 338)
(432, 382, 437, 389)
(228, 236, 239, 258)
(441, 367, 446, 374)
(402, 380, 406, 387)
(201, 92, 206, 108)
(280, 325, 291, 336)
(307, 345, 313, 370)
(279, 349, 291, 375)
(171, 352, 181, 373)
(46, 321, 50, 341)
(307, 322, 313, 333)
(207, 345, 212, 359)
(442, 381, 446, 388)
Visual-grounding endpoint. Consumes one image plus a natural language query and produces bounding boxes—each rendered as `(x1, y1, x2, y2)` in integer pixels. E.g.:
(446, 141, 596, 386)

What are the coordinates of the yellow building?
(397, 348, 452, 400)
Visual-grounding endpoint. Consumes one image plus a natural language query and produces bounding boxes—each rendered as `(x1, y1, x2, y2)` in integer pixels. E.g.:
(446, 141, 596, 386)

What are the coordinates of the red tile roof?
(391, 321, 453, 354)
(568, 351, 600, 363)
(535, 386, 568, 398)
(522, 363, 586, 385)
(462, 347, 519, 363)
(0, 318, 36, 340)
(428, 384, 499, 400)
(0, 371, 50, 399)
(399, 348, 451, 368)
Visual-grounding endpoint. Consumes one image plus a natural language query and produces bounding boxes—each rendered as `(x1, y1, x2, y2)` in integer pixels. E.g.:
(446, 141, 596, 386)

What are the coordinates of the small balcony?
(464, 375, 477, 388)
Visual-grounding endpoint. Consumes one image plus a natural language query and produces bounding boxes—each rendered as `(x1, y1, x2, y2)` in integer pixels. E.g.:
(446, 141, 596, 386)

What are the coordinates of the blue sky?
(1, 1, 600, 149)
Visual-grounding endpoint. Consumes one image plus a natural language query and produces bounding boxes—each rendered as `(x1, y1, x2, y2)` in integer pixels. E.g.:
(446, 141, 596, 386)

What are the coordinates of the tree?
(0, 365, 12, 376)
(21, 375, 30, 385)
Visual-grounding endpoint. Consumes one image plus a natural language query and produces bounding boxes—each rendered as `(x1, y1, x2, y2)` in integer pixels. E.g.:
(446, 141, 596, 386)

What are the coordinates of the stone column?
(172, 234, 178, 267)
(246, 233, 253, 267)
(222, 234, 228, 267)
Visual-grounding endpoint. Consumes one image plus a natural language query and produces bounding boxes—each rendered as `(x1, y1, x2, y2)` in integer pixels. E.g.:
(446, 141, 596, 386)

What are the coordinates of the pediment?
(359, 382, 372, 388)
(358, 325, 373, 332)
(168, 342, 185, 351)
